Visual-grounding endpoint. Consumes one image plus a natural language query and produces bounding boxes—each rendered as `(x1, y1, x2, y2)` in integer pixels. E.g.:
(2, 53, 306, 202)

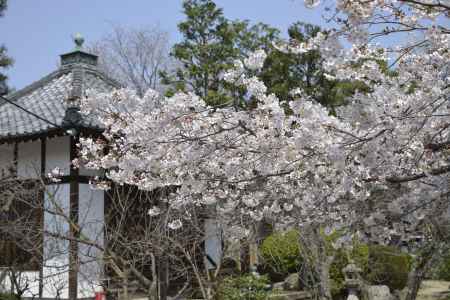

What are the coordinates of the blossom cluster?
(78, 0, 449, 245)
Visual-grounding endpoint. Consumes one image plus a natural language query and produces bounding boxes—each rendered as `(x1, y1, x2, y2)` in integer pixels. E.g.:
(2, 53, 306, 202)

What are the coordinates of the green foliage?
(0, 0, 6, 16)
(366, 244, 411, 291)
(260, 22, 365, 112)
(329, 243, 369, 299)
(260, 229, 410, 298)
(161, 0, 280, 106)
(0, 294, 20, 300)
(0, 0, 12, 95)
(216, 274, 270, 300)
(329, 244, 410, 298)
(434, 251, 450, 281)
(259, 230, 302, 280)
(164, 2, 366, 111)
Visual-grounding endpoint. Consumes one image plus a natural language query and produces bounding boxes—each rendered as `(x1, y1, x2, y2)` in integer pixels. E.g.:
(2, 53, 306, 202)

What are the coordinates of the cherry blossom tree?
(78, 1, 449, 299)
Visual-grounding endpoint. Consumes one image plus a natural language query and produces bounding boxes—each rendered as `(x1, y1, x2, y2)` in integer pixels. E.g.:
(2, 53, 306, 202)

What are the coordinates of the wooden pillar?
(39, 138, 46, 299)
(68, 136, 79, 300)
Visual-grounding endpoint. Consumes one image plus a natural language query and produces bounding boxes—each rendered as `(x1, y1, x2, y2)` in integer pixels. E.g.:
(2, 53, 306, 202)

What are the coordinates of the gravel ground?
(417, 281, 450, 300)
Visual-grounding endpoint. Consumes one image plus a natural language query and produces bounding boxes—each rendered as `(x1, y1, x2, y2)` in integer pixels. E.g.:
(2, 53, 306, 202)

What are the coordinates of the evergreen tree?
(164, 1, 363, 111)
(0, 0, 13, 95)
(0, 0, 6, 15)
(161, 0, 279, 106)
(260, 22, 365, 112)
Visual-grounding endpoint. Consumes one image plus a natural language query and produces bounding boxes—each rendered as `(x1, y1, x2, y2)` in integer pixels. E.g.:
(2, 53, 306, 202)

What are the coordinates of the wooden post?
(68, 136, 79, 300)
(39, 138, 46, 299)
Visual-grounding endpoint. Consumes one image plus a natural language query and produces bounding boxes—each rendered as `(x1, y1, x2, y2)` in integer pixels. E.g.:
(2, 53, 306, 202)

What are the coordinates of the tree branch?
(386, 165, 450, 183)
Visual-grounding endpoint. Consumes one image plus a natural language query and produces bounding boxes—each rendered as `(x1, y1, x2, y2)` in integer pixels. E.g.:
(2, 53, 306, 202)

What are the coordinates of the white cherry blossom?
(78, 0, 449, 247)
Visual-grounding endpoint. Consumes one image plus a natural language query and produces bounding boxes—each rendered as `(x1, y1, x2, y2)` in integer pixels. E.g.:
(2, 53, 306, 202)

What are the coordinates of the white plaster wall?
(42, 269, 69, 300)
(0, 137, 72, 298)
(78, 184, 105, 298)
(0, 271, 41, 298)
(46, 136, 71, 176)
(205, 218, 223, 270)
(0, 143, 14, 177)
(0, 141, 41, 298)
(43, 183, 70, 299)
(40, 181, 104, 299)
(1, 184, 73, 299)
(17, 140, 41, 179)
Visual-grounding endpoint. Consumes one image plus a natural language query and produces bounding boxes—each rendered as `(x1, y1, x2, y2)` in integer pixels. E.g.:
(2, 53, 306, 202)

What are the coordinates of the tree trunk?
(158, 255, 168, 300)
(316, 258, 333, 300)
(299, 225, 333, 300)
(404, 269, 423, 300)
(121, 273, 129, 300)
(404, 247, 435, 300)
(148, 253, 158, 300)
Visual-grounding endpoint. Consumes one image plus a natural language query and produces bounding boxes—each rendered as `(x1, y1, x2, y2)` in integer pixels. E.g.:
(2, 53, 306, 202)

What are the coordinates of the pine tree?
(161, 0, 279, 106)
(260, 22, 366, 112)
(0, 0, 13, 95)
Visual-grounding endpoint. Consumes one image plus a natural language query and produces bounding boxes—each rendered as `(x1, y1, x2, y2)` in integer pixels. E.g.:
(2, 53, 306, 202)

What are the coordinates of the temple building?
(0, 35, 223, 300)
(0, 35, 118, 299)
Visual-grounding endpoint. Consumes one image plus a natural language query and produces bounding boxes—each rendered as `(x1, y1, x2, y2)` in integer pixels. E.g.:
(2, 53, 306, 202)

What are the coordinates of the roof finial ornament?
(60, 33, 97, 66)
(73, 33, 85, 51)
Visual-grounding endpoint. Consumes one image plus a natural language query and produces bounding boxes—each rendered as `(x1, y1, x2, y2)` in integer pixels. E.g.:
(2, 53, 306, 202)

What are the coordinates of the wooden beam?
(68, 136, 79, 300)
(39, 137, 46, 299)
(0, 127, 103, 145)
(45, 175, 91, 185)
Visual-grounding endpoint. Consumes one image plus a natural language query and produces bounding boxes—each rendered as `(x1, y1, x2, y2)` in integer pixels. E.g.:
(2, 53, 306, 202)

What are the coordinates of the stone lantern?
(342, 261, 362, 300)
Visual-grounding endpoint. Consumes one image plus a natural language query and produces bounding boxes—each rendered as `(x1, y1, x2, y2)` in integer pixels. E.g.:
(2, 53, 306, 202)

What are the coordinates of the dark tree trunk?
(298, 225, 333, 300)
(158, 256, 169, 300)
(404, 246, 435, 300)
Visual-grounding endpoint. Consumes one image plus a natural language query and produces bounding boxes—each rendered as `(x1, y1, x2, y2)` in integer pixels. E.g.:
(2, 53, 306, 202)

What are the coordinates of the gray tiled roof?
(0, 62, 119, 141)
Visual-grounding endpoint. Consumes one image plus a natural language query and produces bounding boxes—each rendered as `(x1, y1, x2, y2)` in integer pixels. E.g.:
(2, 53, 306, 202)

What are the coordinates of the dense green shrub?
(259, 230, 302, 281)
(435, 251, 450, 281)
(366, 244, 411, 291)
(259, 230, 411, 299)
(330, 244, 410, 298)
(0, 294, 20, 300)
(216, 274, 270, 300)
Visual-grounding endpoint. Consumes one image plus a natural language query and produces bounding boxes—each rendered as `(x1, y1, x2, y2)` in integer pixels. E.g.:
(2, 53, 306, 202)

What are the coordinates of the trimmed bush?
(366, 244, 411, 291)
(259, 230, 411, 299)
(259, 230, 302, 281)
(0, 294, 20, 300)
(216, 274, 270, 300)
(330, 244, 410, 298)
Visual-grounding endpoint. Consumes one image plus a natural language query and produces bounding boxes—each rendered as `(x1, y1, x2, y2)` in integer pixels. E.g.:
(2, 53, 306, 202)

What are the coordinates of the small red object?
(95, 292, 106, 300)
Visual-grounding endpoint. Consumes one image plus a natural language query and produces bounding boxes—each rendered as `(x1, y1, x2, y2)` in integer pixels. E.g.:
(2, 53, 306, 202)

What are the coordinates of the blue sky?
(0, 1, 326, 90)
